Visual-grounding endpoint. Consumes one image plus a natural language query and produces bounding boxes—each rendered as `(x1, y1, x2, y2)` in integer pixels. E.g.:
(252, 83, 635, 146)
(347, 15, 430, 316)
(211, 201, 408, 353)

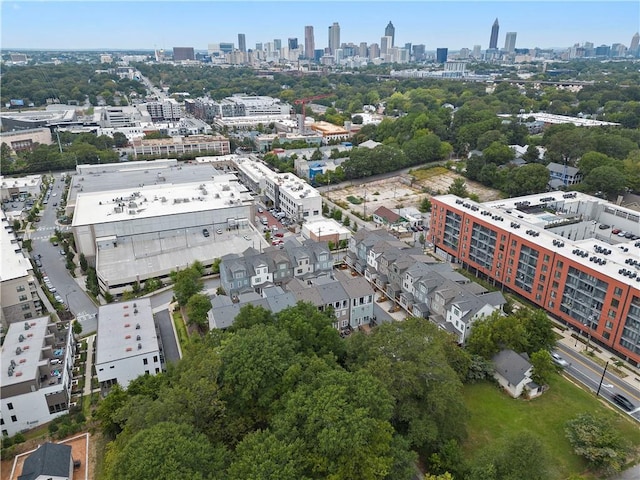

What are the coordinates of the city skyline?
(1, 1, 639, 51)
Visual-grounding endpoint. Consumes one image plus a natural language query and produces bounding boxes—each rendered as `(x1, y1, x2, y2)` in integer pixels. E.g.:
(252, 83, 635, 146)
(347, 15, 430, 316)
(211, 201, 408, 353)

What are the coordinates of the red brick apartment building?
(430, 192, 640, 365)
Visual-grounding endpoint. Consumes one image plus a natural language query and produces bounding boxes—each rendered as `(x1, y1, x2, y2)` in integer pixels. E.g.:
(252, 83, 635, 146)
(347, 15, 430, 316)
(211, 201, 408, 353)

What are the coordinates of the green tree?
(529, 350, 556, 385)
(170, 262, 204, 306)
(565, 412, 630, 475)
(79, 253, 88, 273)
(346, 317, 468, 452)
(72, 321, 83, 336)
(448, 177, 469, 197)
(419, 197, 432, 213)
(582, 165, 627, 196)
(112, 132, 129, 148)
(483, 141, 515, 165)
(228, 430, 305, 479)
(105, 422, 227, 480)
(185, 293, 212, 331)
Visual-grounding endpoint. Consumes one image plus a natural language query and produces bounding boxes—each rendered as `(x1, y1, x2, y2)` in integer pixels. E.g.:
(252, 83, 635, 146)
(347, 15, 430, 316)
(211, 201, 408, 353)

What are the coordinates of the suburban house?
(18, 442, 74, 480)
(492, 349, 542, 399)
(372, 206, 405, 229)
(546, 162, 583, 189)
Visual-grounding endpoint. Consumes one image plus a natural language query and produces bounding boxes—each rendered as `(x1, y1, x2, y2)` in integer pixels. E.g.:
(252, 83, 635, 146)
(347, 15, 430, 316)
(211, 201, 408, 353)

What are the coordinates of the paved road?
(556, 343, 640, 421)
(29, 173, 98, 333)
(153, 310, 181, 364)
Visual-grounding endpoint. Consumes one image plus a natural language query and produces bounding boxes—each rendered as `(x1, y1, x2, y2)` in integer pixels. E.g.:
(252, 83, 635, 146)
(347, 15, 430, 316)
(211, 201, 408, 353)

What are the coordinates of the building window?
(543, 254, 550, 262)
(153, 355, 158, 363)
(155, 368, 160, 374)
(24, 313, 32, 319)
(614, 287, 623, 297)
(556, 260, 564, 269)
(608, 310, 616, 319)
(552, 281, 559, 289)
(605, 321, 613, 329)
(11, 416, 17, 422)
(16, 285, 25, 292)
(19, 294, 28, 302)
(539, 274, 546, 282)
(548, 301, 555, 308)
(145, 370, 149, 375)
(7, 403, 13, 410)
(143, 358, 148, 365)
(542, 265, 548, 272)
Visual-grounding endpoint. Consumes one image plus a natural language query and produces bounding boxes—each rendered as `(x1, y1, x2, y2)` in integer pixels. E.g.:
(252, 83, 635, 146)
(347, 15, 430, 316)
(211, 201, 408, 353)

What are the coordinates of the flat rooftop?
(437, 192, 640, 289)
(303, 218, 351, 236)
(0, 175, 42, 189)
(1, 215, 32, 282)
(97, 226, 267, 285)
(96, 298, 159, 365)
(72, 174, 253, 226)
(69, 160, 223, 207)
(1, 316, 50, 387)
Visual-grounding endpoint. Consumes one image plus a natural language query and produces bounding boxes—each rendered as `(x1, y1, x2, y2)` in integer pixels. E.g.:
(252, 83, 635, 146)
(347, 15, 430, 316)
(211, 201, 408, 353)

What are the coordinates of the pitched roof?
(18, 443, 72, 480)
(547, 162, 580, 176)
(373, 205, 401, 223)
(492, 349, 532, 386)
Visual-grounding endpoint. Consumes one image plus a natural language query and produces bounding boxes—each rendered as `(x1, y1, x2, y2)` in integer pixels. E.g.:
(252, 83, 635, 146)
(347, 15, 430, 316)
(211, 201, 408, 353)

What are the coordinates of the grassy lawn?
(410, 166, 450, 181)
(463, 376, 640, 479)
(171, 308, 189, 352)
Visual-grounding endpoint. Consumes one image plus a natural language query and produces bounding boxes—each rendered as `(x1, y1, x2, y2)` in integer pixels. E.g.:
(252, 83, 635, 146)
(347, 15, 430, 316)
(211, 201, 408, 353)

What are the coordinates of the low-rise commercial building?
(95, 298, 162, 390)
(235, 157, 322, 222)
(131, 135, 230, 158)
(430, 192, 640, 364)
(72, 174, 254, 294)
(0, 128, 52, 154)
(1, 175, 43, 201)
(1, 316, 75, 436)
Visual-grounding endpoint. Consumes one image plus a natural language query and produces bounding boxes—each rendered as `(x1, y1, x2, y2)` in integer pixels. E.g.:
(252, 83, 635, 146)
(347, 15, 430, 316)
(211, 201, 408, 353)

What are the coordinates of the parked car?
(202, 229, 210, 237)
(216, 229, 223, 234)
(612, 394, 635, 411)
(612, 228, 621, 234)
(34, 258, 42, 268)
(551, 352, 569, 368)
(59, 249, 66, 255)
(275, 232, 284, 238)
(598, 224, 610, 230)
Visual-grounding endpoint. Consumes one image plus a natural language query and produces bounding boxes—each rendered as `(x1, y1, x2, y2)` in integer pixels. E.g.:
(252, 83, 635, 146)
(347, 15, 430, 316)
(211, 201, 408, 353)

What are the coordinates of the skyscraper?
(173, 47, 195, 61)
(274, 39, 282, 52)
(288, 38, 298, 50)
(304, 26, 315, 59)
(489, 18, 499, 50)
(504, 32, 517, 53)
(472, 45, 482, 58)
(385, 21, 395, 47)
(380, 36, 392, 55)
(630, 32, 640, 56)
(436, 48, 448, 63)
(328, 22, 340, 54)
(238, 33, 246, 53)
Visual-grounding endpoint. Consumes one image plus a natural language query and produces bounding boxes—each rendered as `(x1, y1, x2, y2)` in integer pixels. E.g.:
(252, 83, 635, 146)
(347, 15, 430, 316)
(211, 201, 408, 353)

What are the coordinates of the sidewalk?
(555, 325, 640, 392)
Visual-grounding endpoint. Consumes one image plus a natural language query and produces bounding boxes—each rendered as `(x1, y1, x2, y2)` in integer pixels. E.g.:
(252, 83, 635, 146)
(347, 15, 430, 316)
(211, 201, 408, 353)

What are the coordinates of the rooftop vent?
(135, 323, 141, 330)
(137, 343, 142, 350)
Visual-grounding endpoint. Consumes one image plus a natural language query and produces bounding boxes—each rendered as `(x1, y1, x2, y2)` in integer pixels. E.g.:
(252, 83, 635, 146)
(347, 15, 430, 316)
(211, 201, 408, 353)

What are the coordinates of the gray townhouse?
(350, 231, 506, 344)
(219, 238, 332, 296)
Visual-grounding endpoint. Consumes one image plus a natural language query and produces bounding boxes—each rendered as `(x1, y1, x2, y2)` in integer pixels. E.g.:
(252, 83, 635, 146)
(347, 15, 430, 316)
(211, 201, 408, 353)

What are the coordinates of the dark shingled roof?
(18, 442, 72, 480)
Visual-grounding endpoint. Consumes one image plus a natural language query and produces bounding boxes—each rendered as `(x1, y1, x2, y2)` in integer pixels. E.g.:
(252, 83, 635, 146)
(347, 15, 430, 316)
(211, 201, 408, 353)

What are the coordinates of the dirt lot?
(324, 167, 501, 217)
(2, 433, 91, 480)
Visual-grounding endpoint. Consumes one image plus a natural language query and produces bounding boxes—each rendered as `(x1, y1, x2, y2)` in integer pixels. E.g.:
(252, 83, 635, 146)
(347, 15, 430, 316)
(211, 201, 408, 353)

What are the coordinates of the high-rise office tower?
(288, 38, 298, 50)
(304, 26, 315, 59)
(385, 21, 395, 47)
(630, 32, 640, 55)
(255, 42, 263, 51)
(412, 44, 426, 62)
(504, 32, 517, 53)
(369, 43, 380, 59)
(238, 33, 246, 53)
(489, 18, 499, 50)
(173, 47, 195, 61)
(359, 42, 368, 58)
(274, 39, 282, 52)
(380, 36, 392, 55)
(436, 48, 448, 63)
(472, 44, 482, 58)
(328, 22, 340, 54)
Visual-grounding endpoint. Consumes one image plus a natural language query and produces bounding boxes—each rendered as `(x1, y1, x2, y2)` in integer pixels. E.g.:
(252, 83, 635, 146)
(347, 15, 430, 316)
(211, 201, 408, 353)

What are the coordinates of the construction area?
(323, 167, 502, 218)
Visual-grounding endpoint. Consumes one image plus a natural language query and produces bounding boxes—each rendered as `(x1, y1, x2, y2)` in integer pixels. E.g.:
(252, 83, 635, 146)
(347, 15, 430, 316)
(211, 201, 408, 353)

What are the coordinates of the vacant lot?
(463, 377, 640, 479)
(324, 167, 501, 217)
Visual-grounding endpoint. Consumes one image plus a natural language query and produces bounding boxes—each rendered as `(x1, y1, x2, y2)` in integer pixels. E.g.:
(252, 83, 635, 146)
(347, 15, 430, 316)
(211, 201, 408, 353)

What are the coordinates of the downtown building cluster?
(158, 19, 640, 68)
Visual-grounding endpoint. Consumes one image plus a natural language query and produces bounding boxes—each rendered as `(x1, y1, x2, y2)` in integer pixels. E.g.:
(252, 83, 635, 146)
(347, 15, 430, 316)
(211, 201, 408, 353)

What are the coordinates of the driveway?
(154, 309, 181, 364)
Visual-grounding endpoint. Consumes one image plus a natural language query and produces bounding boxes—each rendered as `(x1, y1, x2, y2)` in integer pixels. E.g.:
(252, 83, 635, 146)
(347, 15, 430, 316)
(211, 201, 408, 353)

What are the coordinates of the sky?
(2, 1, 639, 51)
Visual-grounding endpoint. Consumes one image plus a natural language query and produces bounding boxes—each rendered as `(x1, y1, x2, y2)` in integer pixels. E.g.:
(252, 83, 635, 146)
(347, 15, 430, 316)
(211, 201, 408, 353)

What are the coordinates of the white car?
(551, 352, 569, 368)
(244, 235, 251, 241)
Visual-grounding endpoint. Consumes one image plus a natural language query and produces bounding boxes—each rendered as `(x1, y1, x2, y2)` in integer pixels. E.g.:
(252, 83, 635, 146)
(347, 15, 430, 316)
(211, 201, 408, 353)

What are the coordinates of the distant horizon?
(2, 1, 638, 51)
